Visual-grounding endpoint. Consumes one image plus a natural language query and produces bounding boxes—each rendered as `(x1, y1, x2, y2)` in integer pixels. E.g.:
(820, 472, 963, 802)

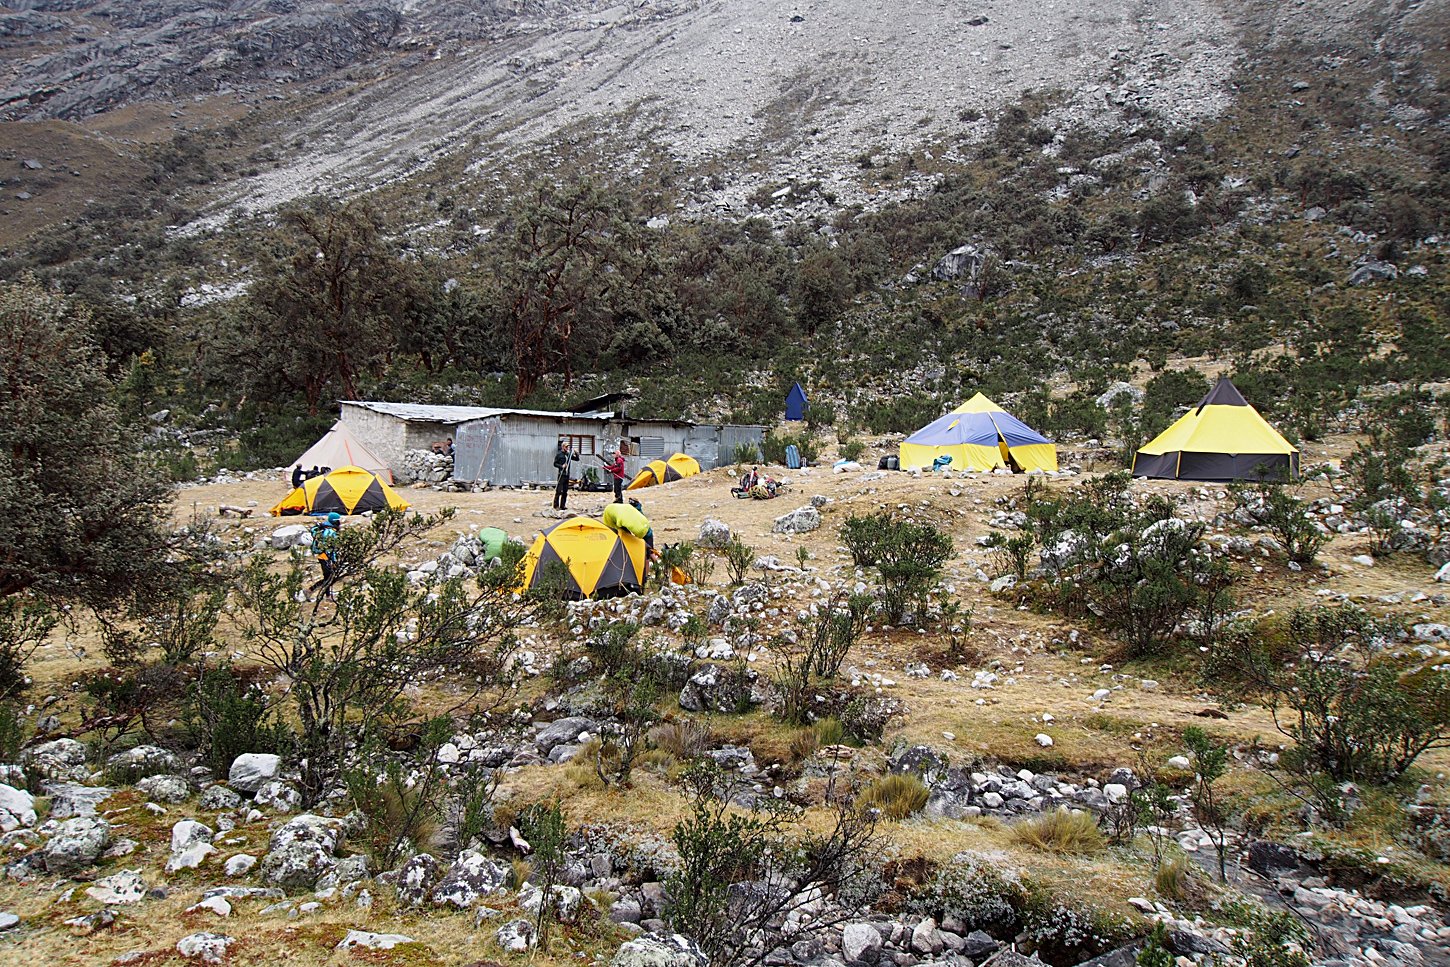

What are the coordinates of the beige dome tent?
(289, 421, 393, 484)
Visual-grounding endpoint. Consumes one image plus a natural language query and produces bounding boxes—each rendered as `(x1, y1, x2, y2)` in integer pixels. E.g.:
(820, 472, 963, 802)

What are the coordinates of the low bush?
(722, 535, 754, 585)
(1229, 479, 1331, 565)
(1213, 605, 1450, 786)
(731, 442, 761, 464)
(905, 851, 1019, 934)
(858, 773, 929, 820)
(839, 511, 896, 566)
(761, 430, 819, 466)
(1011, 808, 1105, 855)
(839, 439, 866, 462)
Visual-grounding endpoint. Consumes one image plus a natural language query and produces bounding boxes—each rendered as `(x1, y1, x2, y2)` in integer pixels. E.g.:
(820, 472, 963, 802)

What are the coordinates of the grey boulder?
(107, 745, 184, 777)
(534, 717, 597, 755)
(430, 849, 507, 908)
(610, 934, 708, 967)
(199, 784, 242, 811)
(772, 507, 821, 534)
(43, 816, 111, 874)
(259, 814, 345, 892)
(227, 753, 281, 794)
(841, 922, 884, 964)
(137, 774, 191, 803)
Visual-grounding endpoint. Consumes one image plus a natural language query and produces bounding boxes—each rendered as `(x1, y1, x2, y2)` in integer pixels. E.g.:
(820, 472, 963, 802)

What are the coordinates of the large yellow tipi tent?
(899, 394, 1057, 472)
(1132, 377, 1298, 482)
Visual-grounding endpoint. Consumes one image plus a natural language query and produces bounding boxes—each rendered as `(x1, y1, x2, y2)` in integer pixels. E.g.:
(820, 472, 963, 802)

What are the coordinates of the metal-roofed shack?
(338, 401, 763, 488)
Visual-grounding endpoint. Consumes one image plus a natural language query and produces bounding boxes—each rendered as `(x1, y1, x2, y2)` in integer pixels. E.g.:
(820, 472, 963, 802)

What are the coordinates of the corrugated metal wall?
(714, 425, 766, 466)
(453, 417, 765, 486)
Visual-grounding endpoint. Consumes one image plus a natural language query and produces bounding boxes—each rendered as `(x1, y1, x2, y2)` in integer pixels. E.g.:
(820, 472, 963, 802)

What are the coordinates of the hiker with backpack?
(308, 512, 341, 598)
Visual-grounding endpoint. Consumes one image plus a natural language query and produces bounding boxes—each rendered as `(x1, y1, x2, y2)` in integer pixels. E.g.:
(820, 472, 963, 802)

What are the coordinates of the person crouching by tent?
(601, 448, 628, 503)
(552, 441, 577, 510)
(308, 512, 341, 598)
(291, 464, 305, 489)
(603, 498, 656, 558)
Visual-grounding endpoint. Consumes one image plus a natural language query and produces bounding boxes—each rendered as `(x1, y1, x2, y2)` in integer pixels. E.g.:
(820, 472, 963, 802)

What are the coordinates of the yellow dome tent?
(899, 394, 1058, 473)
(1133, 377, 1298, 482)
(270, 466, 411, 516)
(520, 517, 647, 599)
(627, 452, 701, 490)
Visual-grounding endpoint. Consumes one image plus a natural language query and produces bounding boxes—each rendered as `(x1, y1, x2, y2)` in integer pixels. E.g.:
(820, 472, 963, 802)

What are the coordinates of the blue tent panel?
(904, 411, 1000, 448)
(785, 382, 808, 421)
(986, 411, 1053, 448)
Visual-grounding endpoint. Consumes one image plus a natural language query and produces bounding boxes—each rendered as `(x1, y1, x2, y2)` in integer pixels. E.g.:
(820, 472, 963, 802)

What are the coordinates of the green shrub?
(0, 704, 24, 764)
(722, 535, 754, 585)
(1137, 923, 1175, 967)
(839, 439, 866, 462)
(1229, 479, 1331, 564)
(761, 430, 819, 465)
(191, 665, 292, 776)
(731, 442, 761, 465)
(983, 530, 1035, 581)
(1214, 605, 1450, 786)
(858, 773, 929, 820)
(875, 520, 954, 625)
(839, 511, 895, 567)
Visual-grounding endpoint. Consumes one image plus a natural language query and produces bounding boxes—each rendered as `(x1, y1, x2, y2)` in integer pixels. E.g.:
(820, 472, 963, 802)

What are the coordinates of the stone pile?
(402, 449, 454, 484)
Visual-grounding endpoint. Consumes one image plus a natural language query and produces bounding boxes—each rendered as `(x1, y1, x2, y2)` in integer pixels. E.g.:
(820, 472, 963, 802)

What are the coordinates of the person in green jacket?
(602, 498, 655, 554)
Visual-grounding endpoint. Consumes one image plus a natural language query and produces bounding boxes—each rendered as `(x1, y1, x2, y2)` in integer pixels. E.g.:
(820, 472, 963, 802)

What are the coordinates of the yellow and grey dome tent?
(1132, 377, 1298, 482)
(520, 517, 647, 599)
(899, 393, 1058, 473)
(627, 452, 701, 490)
(270, 465, 411, 516)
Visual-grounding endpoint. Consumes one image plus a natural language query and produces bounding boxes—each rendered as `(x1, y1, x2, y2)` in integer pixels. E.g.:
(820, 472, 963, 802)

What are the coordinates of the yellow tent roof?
(1133, 378, 1298, 481)
(270, 466, 411, 516)
(626, 452, 701, 490)
(521, 517, 647, 598)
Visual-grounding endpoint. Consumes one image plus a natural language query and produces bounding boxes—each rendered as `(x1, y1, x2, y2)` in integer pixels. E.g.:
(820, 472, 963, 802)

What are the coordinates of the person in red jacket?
(601, 448, 627, 503)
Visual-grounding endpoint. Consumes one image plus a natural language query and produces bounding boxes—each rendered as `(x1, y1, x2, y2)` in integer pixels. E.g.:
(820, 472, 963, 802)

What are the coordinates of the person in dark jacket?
(291, 465, 304, 489)
(552, 441, 577, 510)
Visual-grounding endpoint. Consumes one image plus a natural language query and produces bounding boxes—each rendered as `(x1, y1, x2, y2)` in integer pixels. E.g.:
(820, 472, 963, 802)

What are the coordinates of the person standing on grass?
(602, 448, 627, 503)
(552, 440, 576, 510)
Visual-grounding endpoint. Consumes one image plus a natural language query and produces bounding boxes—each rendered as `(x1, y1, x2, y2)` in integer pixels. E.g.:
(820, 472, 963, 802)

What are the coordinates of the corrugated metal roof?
(340, 401, 615, 423)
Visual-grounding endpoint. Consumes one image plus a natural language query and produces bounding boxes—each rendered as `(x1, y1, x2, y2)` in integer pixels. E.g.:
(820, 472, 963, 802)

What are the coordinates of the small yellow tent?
(899, 394, 1058, 473)
(270, 466, 411, 516)
(627, 452, 701, 490)
(1133, 377, 1298, 482)
(520, 517, 647, 598)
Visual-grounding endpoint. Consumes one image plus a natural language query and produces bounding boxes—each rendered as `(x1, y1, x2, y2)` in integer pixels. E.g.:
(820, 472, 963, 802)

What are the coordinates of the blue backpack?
(784, 444, 801, 470)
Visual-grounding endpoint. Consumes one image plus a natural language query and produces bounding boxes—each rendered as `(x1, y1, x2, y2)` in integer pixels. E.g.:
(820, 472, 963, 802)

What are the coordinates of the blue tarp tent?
(899, 393, 1058, 472)
(785, 382, 808, 421)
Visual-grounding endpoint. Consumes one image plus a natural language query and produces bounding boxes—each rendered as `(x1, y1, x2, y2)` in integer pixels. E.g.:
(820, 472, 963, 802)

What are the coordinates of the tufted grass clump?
(858, 773, 930, 820)
(1011, 807, 1105, 855)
